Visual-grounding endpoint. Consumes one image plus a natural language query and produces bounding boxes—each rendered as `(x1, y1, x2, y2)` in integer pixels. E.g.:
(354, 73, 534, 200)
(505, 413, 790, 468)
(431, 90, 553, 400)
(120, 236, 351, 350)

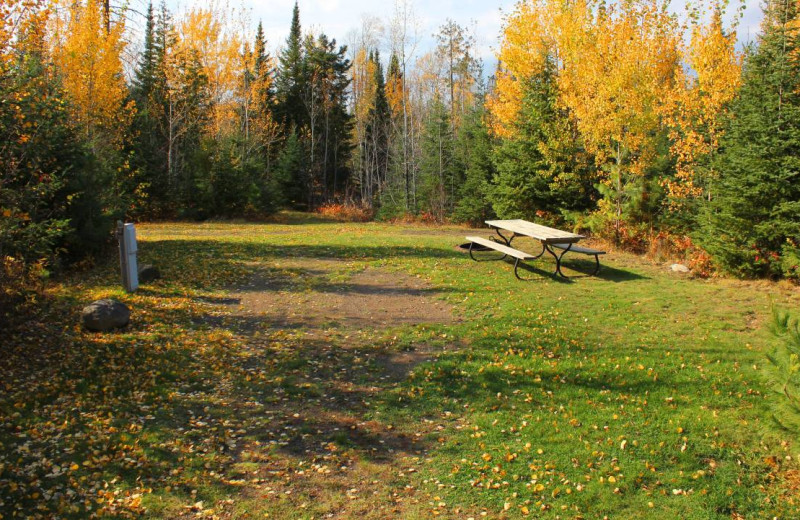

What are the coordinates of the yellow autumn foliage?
(661, 9, 742, 200)
(175, 5, 243, 138)
(51, 0, 133, 150)
(491, 0, 742, 199)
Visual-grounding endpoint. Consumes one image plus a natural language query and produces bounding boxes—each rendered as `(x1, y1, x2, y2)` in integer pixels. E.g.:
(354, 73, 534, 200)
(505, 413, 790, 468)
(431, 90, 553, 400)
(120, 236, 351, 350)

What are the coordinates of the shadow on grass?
(464, 250, 645, 283)
(561, 257, 649, 282)
(0, 294, 432, 517)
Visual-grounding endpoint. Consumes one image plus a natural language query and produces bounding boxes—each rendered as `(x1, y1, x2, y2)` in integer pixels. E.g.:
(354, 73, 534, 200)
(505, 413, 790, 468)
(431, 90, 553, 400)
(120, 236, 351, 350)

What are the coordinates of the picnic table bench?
(466, 219, 605, 279)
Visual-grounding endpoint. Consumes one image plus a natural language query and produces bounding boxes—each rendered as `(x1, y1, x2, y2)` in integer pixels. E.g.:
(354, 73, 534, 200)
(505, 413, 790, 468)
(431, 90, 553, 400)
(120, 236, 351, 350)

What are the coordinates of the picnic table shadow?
(469, 249, 647, 283)
(560, 257, 648, 282)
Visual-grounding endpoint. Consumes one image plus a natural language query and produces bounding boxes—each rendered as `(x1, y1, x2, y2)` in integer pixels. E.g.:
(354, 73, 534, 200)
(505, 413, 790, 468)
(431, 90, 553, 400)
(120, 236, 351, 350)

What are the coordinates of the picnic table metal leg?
(513, 258, 526, 280)
(493, 227, 512, 246)
(544, 243, 572, 278)
(469, 241, 507, 262)
(592, 254, 601, 275)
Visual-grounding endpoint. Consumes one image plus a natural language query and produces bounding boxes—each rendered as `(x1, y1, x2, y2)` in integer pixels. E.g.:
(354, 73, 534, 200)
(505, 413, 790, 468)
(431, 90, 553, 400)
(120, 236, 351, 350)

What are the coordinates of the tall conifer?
(699, 0, 800, 279)
(275, 2, 305, 130)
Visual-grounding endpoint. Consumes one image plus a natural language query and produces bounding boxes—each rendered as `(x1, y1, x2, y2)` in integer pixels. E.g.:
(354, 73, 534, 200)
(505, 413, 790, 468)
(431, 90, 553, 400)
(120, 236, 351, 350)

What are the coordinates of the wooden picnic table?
(486, 219, 583, 245)
(466, 219, 605, 279)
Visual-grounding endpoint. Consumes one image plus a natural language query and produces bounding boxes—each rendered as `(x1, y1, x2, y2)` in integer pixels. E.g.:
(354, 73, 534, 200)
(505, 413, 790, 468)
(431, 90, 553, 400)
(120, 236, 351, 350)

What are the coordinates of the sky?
(164, 0, 765, 68)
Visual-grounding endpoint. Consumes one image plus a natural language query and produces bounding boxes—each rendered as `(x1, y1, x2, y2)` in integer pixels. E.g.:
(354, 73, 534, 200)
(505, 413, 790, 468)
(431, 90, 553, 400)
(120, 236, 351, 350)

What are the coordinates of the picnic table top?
(485, 219, 584, 244)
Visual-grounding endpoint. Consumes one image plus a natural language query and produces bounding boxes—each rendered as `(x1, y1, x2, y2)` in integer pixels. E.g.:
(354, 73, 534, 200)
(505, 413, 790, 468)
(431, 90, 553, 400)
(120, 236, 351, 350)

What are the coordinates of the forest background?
(2, 0, 800, 320)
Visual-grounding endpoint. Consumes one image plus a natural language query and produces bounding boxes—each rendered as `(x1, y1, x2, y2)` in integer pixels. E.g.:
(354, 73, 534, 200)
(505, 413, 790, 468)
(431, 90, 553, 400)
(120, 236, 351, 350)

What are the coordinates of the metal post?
(116, 221, 139, 292)
(116, 220, 128, 291)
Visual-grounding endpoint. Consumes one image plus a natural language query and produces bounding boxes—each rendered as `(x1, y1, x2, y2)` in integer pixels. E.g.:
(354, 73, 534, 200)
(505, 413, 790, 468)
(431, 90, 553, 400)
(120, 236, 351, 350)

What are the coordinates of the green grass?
(1, 212, 799, 519)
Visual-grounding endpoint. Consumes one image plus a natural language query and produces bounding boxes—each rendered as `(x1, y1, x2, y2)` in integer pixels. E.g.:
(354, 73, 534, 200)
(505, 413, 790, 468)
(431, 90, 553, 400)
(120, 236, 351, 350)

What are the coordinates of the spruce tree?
(453, 100, 495, 225)
(699, 0, 800, 279)
(133, 3, 158, 99)
(131, 1, 170, 215)
(253, 21, 274, 108)
(275, 2, 306, 130)
(490, 55, 594, 220)
(303, 33, 352, 206)
(418, 97, 457, 220)
(369, 51, 390, 197)
(380, 52, 408, 215)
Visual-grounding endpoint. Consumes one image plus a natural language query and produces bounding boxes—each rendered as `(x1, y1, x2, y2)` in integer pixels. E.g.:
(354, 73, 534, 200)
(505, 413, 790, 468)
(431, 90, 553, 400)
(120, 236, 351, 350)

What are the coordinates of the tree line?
(482, 0, 800, 280)
(1, 0, 799, 319)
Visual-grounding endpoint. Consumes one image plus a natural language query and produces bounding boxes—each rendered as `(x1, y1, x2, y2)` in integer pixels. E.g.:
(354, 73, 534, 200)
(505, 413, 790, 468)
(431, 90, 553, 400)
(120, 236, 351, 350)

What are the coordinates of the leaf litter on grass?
(2, 217, 800, 519)
(0, 228, 461, 519)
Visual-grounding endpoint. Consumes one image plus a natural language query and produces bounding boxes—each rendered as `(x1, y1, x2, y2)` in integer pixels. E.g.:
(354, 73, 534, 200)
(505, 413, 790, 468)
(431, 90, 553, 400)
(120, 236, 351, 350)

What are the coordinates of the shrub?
(765, 307, 800, 433)
(780, 241, 800, 282)
(316, 202, 374, 222)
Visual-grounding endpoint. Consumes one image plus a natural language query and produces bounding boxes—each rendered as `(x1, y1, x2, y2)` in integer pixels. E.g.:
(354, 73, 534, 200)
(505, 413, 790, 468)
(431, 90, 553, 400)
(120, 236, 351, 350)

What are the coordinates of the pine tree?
(176, 49, 212, 214)
(368, 51, 390, 204)
(489, 53, 596, 222)
(699, 0, 800, 279)
(131, 1, 170, 215)
(133, 3, 158, 98)
(253, 21, 274, 110)
(274, 131, 306, 207)
(275, 2, 306, 130)
(303, 33, 352, 206)
(764, 307, 800, 432)
(379, 52, 409, 215)
(0, 46, 103, 284)
(418, 97, 457, 220)
(452, 100, 495, 225)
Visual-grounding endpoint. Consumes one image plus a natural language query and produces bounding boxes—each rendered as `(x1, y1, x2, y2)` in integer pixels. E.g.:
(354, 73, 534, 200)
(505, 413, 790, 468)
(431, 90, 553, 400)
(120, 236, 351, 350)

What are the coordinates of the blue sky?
(166, 0, 765, 66)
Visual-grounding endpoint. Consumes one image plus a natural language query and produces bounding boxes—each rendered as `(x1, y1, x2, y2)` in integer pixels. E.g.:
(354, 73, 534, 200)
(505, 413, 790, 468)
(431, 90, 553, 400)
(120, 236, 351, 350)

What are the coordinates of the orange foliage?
(385, 67, 404, 118)
(488, 0, 566, 137)
(647, 231, 714, 277)
(316, 202, 375, 222)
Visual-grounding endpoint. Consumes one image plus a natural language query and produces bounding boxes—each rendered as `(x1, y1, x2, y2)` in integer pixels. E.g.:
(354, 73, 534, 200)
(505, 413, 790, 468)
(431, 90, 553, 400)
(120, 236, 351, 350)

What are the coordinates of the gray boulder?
(82, 299, 130, 332)
(670, 263, 690, 273)
(138, 264, 161, 283)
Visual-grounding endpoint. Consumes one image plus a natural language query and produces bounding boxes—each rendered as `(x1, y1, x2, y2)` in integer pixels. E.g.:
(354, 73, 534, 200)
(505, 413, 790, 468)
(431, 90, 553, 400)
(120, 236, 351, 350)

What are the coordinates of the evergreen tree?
(253, 21, 274, 111)
(490, 56, 594, 220)
(452, 100, 495, 225)
(303, 33, 352, 206)
(176, 49, 212, 216)
(378, 52, 409, 216)
(131, 1, 170, 215)
(0, 49, 103, 278)
(418, 97, 457, 220)
(133, 3, 158, 98)
(273, 131, 306, 207)
(764, 307, 800, 433)
(368, 51, 391, 204)
(699, 0, 800, 279)
(274, 2, 306, 130)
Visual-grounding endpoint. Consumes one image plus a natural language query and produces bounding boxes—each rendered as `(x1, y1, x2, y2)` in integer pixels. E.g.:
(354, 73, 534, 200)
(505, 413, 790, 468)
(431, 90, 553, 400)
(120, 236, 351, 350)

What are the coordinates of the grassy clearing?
(1, 213, 799, 519)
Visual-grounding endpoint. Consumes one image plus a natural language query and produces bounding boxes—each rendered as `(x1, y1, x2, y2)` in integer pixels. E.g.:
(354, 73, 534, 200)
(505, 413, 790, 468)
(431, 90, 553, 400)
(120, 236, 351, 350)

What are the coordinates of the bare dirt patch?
(183, 257, 461, 518)
(221, 257, 456, 330)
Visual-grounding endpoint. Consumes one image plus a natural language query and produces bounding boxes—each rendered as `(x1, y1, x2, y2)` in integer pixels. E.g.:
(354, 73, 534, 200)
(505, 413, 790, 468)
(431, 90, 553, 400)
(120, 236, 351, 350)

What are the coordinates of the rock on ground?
(670, 263, 690, 273)
(82, 299, 130, 332)
(138, 264, 161, 283)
